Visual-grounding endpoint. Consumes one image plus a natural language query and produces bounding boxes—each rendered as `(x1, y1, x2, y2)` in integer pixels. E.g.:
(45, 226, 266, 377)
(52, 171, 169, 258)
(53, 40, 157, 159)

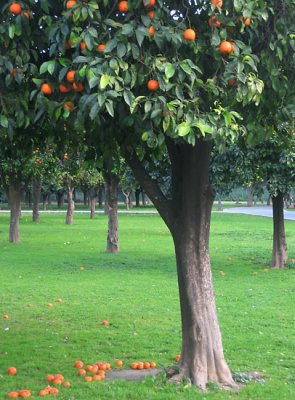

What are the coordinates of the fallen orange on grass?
(63, 381, 71, 388)
(18, 390, 31, 398)
(8, 393, 19, 398)
(175, 354, 181, 362)
(46, 374, 54, 383)
(74, 361, 84, 368)
(101, 320, 109, 326)
(7, 367, 17, 376)
(116, 360, 123, 367)
(3, 315, 9, 320)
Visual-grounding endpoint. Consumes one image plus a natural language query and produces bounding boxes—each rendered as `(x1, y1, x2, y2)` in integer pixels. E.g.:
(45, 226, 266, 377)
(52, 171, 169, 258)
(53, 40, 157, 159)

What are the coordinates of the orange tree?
(3, 0, 294, 389)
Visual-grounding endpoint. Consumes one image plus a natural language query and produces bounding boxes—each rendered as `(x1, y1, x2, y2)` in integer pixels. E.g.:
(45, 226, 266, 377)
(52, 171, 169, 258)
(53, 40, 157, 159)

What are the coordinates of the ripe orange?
(64, 102, 74, 111)
(74, 361, 84, 368)
(143, 0, 156, 7)
(183, 28, 196, 42)
(57, 298, 62, 302)
(118, 1, 128, 13)
(131, 362, 138, 369)
(228, 79, 235, 87)
(39, 390, 47, 396)
(66, 70, 76, 83)
(137, 362, 144, 370)
(208, 15, 220, 28)
(8, 393, 19, 398)
(73, 82, 84, 92)
(7, 367, 17, 376)
(148, 10, 155, 19)
(147, 79, 159, 91)
(41, 83, 52, 96)
(50, 388, 59, 394)
(105, 363, 111, 370)
(46, 375, 54, 382)
(85, 376, 93, 382)
(9, 3, 22, 15)
(116, 360, 123, 367)
(3, 314, 9, 319)
(47, 303, 53, 307)
(92, 375, 102, 381)
(175, 354, 181, 362)
(66, 0, 77, 9)
(219, 41, 233, 56)
(220, 271, 225, 276)
(102, 320, 109, 326)
(65, 40, 72, 49)
(54, 374, 64, 382)
(149, 26, 155, 37)
(143, 362, 150, 369)
(210, 0, 223, 8)
(244, 17, 251, 26)
(150, 362, 156, 368)
(78, 369, 86, 376)
(97, 370, 105, 378)
(63, 381, 70, 388)
(18, 390, 31, 398)
(85, 365, 93, 372)
(97, 44, 105, 53)
(53, 378, 62, 385)
(24, 12, 30, 19)
(12, 68, 17, 78)
(80, 41, 87, 51)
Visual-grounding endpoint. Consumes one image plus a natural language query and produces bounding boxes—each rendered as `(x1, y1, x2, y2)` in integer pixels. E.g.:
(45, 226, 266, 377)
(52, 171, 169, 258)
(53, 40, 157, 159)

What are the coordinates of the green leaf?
(180, 61, 192, 75)
(165, 63, 176, 79)
(106, 100, 114, 117)
(104, 39, 117, 53)
(178, 123, 191, 137)
(123, 90, 134, 107)
(100, 74, 110, 90)
(8, 25, 15, 39)
(40, 62, 49, 75)
(117, 43, 127, 58)
(135, 28, 145, 47)
(48, 60, 56, 75)
(0, 115, 8, 128)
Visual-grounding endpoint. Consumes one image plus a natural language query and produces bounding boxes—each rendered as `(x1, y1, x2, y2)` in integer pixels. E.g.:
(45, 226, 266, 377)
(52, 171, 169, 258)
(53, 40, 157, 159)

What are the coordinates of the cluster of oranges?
(130, 361, 157, 370)
(8, 2, 30, 19)
(74, 360, 111, 382)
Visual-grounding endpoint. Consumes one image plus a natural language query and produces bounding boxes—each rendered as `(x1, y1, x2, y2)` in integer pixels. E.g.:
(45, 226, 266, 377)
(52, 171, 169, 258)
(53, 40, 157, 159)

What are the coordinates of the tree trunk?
(267, 194, 271, 206)
(8, 179, 22, 243)
(25, 190, 32, 208)
(32, 177, 41, 222)
(65, 183, 74, 225)
(135, 189, 141, 207)
(247, 185, 254, 207)
(271, 192, 288, 268)
(57, 190, 64, 208)
(125, 140, 234, 390)
(42, 193, 47, 210)
(128, 192, 133, 209)
(141, 189, 147, 206)
(83, 190, 88, 206)
(217, 196, 222, 212)
(104, 172, 119, 254)
(98, 186, 104, 208)
(47, 193, 52, 205)
(89, 187, 98, 219)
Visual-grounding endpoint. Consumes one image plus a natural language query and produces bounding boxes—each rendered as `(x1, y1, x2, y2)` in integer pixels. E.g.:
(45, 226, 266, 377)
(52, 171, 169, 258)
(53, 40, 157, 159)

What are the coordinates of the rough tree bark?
(128, 192, 133, 209)
(247, 185, 254, 207)
(65, 181, 74, 225)
(104, 172, 119, 254)
(271, 192, 288, 268)
(135, 189, 141, 207)
(141, 189, 147, 206)
(32, 177, 41, 222)
(125, 139, 235, 390)
(8, 179, 22, 243)
(25, 190, 32, 208)
(83, 189, 88, 206)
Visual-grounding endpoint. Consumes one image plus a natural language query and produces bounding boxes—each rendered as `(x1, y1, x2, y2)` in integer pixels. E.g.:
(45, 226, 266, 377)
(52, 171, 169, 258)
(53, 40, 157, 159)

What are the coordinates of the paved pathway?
(223, 206, 295, 221)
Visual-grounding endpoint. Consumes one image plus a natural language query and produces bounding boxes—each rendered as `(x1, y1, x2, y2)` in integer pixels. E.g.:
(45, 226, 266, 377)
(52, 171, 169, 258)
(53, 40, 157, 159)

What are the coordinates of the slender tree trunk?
(125, 140, 234, 389)
(122, 192, 129, 210)
(42, 193, 47, 210)
(267, 194, 271, 206)
(89, 187, 98, 219)
(25, 190, 32, 208)
(135, 189, 141, 207)
(271, 192, 288, 268)
(104, 172, 119, 254)
(65, 183, 74, 225)
(128, 192, 133, 209)
(8, 179, 22, 243)
(73, 189, 77, 203)
(217, 196, 222, 212)
(57, 190, 64, 208)
(247, 185, 254, 207)
(98, 186, 104, 208)
(47, 193, 52, 205)
(32, 177, 41, 222)
(83, 190, 88, 206)
(141, 189, 147, 206)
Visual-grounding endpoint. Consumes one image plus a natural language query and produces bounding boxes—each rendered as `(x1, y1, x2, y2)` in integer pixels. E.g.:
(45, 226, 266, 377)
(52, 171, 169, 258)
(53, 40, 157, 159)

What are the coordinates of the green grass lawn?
(0, 213, 294, 399)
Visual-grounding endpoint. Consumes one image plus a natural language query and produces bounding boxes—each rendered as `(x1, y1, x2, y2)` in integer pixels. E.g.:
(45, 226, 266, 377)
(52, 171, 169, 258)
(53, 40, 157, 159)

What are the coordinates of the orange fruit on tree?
(41, 83, 52, 96)
(149, 26, 155, 37)
(9, 3, 22, 15)
(63, 101, 74, 110)
(210, 0, 223, 8)
(65, 40, 72, 49)
(244, 17, 251, 26)
(80, 41, 87, 51)
(116, 360, 123, 367)
(183, 28, 196, 42)
(18, 390, 31, 398)
(219, 41, 234, 56)
(148, 10, 155, 19)
(7, 367, 17, 376)
(150, 362, 156, 368)
(118, 1, 128, 13)
(66, 70, 76, 83)
(97, 44, 105, 53)
(8, 393, 19, 398)
(12, 68, 17, 78)
(208, 15, 220, 28)
(66, 0, 77, 9)
(74, 361, 84, 368)
(24, 12, 30, 19)
(63, 381, 70, 388)
(46, 374, 54, 382)
(73, 82, 84, 92)
(143, 0, 156, 7)
(147, 79, 159, 91)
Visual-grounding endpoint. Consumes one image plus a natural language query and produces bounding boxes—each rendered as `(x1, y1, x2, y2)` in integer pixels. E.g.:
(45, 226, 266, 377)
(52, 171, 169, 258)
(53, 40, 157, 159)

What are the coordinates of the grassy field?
(0, 213, 294, 399)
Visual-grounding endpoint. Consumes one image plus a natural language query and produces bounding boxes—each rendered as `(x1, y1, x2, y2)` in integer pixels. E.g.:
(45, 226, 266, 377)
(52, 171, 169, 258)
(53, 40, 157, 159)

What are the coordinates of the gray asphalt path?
(223, 206, 295, 221)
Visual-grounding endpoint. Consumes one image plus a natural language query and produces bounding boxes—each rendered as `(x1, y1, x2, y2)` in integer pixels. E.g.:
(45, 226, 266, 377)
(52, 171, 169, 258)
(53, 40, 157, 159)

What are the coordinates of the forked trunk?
(125, 140, 234, 390)
(66, 183, 74, 225)
(271, 192, 287, 268)
(32, 177, 41, 222)
(8, 179, 22, 243)
(104, 172, 119, 254)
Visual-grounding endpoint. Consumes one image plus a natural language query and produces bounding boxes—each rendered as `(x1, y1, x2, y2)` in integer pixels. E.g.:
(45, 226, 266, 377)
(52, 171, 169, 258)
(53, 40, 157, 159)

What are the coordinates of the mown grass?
(0, 213, 294, 399)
